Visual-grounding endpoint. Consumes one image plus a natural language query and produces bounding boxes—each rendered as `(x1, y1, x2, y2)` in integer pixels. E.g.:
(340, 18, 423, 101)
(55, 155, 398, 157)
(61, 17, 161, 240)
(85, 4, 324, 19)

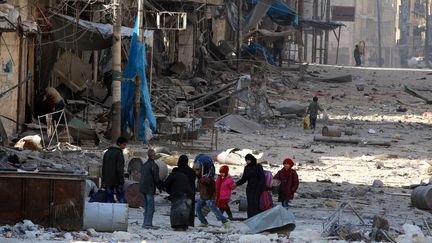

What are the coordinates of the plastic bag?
(259, 191, 274, 211)
(303, 114, 310, 129)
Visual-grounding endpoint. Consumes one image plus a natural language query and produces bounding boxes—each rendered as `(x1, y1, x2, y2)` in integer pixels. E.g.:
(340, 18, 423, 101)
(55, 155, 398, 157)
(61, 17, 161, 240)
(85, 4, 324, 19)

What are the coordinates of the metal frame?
(156, 11, 187, 30)
(37, 109, 71, 149)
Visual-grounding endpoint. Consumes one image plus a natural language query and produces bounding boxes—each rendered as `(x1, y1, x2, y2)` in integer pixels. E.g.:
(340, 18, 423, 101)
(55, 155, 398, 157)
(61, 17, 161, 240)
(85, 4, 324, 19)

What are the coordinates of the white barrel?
(83, 202, 128, 232)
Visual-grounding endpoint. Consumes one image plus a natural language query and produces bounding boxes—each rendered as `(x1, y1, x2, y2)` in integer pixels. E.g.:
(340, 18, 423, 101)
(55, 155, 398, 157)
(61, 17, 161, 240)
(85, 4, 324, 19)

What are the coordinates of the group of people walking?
(102, 137, 300, 231)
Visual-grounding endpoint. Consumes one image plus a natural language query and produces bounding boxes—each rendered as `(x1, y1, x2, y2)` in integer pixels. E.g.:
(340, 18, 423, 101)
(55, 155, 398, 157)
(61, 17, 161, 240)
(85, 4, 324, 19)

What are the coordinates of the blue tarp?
(246, 0, 298, 27)
(226, 0, 297, 32)
(121, 18, 156, 142)
(241, 42, 276, 65)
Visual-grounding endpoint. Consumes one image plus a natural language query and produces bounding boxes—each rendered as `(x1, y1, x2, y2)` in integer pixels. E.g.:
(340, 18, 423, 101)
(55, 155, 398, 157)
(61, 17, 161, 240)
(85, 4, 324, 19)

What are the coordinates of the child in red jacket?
(273, 158, 299, 207)
(215, 165, 235, 219)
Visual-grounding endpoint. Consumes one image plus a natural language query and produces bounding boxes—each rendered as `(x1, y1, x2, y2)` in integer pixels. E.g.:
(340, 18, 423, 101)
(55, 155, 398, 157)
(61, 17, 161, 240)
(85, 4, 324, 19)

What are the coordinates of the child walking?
(215, 165, 235, 219)
(306, 96, 324, 130)
(273, 158, 299, 207)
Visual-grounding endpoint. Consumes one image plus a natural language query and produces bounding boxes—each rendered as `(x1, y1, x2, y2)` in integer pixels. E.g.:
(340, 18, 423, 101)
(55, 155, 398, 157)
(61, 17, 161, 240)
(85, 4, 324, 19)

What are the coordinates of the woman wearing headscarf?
(235, 154, 266, 218)
(164, 167, 193, 230)
(273, 158, 299, 207)
(176, 155, 196, 227)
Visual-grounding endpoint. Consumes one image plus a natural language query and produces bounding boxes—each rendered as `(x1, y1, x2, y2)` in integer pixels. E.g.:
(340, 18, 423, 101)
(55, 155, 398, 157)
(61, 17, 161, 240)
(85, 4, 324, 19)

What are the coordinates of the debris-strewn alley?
(1, 0, 432, 242)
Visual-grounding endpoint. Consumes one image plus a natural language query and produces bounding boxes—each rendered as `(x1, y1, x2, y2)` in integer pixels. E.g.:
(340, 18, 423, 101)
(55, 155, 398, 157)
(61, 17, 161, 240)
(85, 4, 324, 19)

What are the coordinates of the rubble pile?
(0, 144, 102, 174)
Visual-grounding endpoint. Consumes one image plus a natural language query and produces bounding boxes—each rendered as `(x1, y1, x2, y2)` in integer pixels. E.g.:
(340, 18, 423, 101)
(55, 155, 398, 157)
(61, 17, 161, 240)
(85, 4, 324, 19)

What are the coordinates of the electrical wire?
(37, 0, 97, 34)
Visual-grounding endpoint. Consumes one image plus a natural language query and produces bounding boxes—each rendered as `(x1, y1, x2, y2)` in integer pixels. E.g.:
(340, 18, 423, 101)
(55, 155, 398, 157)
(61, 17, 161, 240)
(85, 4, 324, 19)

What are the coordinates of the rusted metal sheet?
(0, 171, 85, 230)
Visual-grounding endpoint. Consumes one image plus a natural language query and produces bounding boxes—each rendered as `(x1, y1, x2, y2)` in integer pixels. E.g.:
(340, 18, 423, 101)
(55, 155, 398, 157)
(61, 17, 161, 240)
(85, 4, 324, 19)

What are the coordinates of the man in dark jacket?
(102, 136, 127, 203)
(164, 167, 193, 230)
(236, 153, 266, 218)
(176, 155, 196, 227)
(140, 148, 162, 229)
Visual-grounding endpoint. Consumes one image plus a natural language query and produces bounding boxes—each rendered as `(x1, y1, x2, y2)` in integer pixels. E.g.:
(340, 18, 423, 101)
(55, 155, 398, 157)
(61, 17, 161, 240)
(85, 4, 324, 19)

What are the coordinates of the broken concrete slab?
(215, 114, 261, 134)
(274, 101, 306, 115)
(243, 205, 295, 234)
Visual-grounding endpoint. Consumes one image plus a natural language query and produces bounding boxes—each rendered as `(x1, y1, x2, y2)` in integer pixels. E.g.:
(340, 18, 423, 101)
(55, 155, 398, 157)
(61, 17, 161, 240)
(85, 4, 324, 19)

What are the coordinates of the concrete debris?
(274, 101, 306, 115)
(372, 179, 384, 188)
(86, 228, 98, 237)
(63, 232, 73, 240)
(112, 231, 133, 241)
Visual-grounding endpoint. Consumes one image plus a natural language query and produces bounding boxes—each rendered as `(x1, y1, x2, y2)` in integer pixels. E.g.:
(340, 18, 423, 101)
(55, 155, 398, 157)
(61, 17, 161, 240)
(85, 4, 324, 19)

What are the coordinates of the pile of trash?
(0, 220, 94, 241)
(322, 202, 432, 242)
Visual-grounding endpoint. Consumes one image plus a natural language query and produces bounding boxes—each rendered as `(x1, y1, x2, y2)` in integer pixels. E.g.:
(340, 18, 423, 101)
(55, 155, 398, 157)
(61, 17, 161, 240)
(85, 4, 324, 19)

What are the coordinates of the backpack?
(264, 170, 273, 190)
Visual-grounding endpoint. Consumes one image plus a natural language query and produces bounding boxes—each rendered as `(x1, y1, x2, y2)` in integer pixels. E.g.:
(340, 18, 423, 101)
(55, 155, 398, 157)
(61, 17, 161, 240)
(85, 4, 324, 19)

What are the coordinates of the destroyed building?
(0, 0, 432, 242)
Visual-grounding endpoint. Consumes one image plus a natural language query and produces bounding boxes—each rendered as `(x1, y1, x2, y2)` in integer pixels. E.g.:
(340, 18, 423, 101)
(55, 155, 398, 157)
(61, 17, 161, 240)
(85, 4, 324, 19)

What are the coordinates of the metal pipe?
(376, 0, 383, 67)
(111, 0, 122, 142)
(237, 0, 242, 72)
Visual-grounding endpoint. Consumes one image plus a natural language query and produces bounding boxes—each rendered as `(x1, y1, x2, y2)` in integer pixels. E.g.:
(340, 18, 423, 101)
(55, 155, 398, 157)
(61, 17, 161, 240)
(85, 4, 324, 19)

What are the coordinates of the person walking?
(305, 96, 324, 130)
(176, 155, 196, 227)
(102, 136, 127, 203)
(354, 45, 361, 66)
(140, 149, 162, 229)
(235, 154, 266, 218)
(194, 158, 230, 229)
(273, 158, 299, 208)
(273, 26, 285, 66)
(216, 165, 235, 220)
(164, 167, 193, 231)
(194, 154, 215, 179)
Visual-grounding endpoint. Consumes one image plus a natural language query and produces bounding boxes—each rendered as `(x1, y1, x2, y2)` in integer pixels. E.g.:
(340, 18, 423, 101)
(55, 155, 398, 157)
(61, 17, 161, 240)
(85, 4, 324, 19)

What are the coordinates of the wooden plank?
(404, 85, 432, 104)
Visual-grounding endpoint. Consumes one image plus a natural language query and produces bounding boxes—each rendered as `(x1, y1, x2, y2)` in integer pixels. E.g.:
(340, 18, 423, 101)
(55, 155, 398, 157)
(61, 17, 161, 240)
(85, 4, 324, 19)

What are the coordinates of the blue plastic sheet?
(121, 18, 156, 142)
(246, 0, 298, 27)
(241, 42, 276, 66)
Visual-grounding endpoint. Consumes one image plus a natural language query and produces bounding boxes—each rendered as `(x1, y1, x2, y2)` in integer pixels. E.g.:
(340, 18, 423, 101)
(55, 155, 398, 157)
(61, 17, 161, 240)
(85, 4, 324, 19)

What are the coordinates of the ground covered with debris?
(2, 65, 432, 242)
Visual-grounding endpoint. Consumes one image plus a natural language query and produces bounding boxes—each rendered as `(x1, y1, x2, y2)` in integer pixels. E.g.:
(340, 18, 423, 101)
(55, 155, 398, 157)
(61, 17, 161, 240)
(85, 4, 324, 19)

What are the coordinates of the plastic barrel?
(411, 185, 432, 210)
(83, 202, 128, 232)
(123, 180, 145, 208)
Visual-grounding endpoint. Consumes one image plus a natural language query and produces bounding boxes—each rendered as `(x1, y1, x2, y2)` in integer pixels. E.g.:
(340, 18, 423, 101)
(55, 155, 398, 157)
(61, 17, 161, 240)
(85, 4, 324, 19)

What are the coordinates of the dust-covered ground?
(2, 65, 432, 242)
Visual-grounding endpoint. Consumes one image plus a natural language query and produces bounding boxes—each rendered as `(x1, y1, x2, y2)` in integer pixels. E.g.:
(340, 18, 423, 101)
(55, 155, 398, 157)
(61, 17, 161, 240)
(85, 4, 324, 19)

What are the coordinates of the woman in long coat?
(235, 154, 266, 218)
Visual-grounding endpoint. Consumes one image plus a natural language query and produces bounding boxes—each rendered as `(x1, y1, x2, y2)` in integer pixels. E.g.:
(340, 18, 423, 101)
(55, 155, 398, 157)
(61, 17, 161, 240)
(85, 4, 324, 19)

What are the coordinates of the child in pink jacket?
(215, 165, 235, 219)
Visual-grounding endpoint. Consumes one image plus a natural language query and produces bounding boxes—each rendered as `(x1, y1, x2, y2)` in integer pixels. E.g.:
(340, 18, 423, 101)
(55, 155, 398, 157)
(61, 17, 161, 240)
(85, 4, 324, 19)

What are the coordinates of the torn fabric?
(121, 18, 156, 142)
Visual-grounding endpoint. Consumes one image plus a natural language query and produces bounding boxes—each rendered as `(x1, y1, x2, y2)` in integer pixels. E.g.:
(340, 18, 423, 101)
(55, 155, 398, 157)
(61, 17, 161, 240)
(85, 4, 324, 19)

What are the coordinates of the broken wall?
(177, 25, 194, 72)
(0, 0, 35, 136)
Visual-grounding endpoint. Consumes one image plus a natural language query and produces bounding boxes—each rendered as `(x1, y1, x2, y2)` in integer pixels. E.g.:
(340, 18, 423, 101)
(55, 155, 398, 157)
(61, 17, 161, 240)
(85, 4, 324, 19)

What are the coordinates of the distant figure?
(102, 136, 127, 203)
(273, 158, 299, 208)
(306, 96, 323, 130)
(354, 45, 361, 66)
(140, 149, 163, 229)
(273, 26, 285, 67)
(44, 87, 65, 122)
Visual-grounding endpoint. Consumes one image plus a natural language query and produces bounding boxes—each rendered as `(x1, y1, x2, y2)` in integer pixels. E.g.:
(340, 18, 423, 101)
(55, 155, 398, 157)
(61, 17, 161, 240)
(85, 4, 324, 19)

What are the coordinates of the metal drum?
(411, 185, 432, 210)
(123, 180, 144, 208)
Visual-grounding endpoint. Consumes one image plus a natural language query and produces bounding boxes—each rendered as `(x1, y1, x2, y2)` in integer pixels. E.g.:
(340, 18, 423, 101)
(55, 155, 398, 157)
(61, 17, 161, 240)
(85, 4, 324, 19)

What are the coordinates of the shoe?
(223, 221, 231, 229)
(198, 224, 208, 228)
(142, 225, 160, 230)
